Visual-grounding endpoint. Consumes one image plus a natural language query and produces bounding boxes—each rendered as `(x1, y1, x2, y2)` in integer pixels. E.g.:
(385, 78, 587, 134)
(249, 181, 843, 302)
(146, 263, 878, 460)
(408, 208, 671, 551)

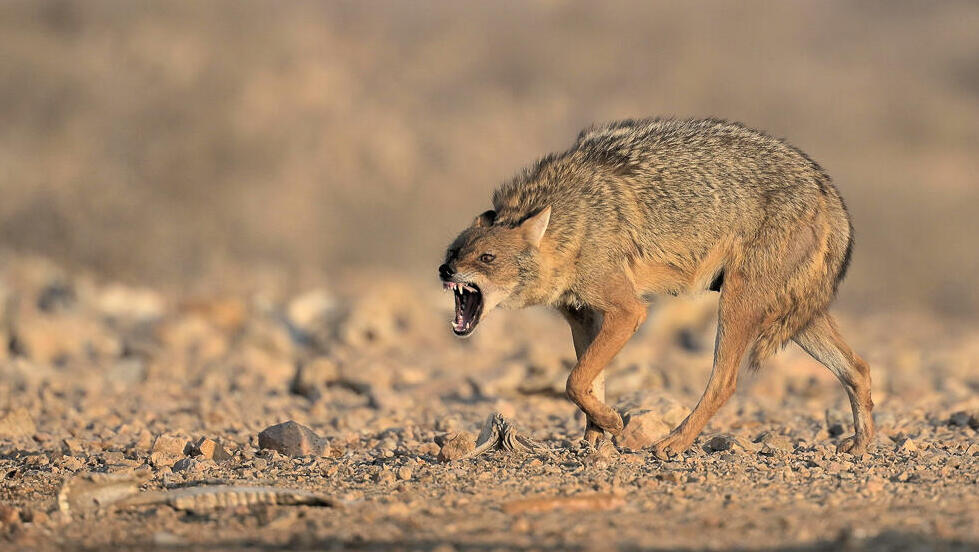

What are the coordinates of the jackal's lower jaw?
(443, 281, 483, 337)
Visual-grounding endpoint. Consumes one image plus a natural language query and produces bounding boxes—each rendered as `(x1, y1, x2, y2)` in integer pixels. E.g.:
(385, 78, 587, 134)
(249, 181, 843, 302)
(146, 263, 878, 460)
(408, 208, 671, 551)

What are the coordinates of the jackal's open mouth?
(443, 281, 483, 337)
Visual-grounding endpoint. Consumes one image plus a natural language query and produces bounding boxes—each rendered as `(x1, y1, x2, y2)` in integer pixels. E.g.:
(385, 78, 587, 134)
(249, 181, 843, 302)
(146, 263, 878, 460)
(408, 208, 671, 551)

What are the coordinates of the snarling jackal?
(439, 118, 873, 457)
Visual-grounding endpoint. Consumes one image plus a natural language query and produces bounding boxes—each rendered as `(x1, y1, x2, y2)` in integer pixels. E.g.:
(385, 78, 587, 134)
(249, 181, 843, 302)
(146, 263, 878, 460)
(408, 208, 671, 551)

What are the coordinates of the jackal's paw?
(583, 426, 606, 447)
(650, 433, 692, 461)
(836, 435, 869, 455)
(591, 411, 623, 436)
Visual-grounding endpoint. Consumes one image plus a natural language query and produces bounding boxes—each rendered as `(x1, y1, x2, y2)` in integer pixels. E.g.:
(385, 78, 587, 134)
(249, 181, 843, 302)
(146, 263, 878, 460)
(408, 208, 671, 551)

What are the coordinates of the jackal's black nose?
(438, 264, 455, 279)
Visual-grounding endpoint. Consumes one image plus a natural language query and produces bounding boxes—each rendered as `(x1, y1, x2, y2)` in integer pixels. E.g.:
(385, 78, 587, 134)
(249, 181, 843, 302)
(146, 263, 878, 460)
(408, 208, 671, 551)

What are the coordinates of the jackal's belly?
(626, 237, 732, 299)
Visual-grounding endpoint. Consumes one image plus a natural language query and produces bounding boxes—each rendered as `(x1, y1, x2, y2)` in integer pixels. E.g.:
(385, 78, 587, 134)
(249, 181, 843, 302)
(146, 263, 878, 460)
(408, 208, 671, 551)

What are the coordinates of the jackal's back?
(493, 118, 851, 280)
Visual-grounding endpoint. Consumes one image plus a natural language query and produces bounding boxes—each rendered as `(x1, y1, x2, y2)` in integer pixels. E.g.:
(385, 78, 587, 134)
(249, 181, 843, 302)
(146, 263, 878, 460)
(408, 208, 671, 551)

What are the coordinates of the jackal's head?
(439, 206, 551, 337)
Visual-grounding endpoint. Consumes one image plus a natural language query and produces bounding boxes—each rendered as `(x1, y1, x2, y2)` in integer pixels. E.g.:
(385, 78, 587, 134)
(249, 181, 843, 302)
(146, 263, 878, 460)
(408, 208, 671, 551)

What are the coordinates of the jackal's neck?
(525, 233, 579, 308)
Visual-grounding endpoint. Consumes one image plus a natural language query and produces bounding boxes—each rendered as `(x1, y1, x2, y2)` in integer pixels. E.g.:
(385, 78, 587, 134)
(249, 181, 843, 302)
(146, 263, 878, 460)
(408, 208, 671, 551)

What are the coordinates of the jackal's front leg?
(565, 302, 646, 440)
(561, 306, 606, 444)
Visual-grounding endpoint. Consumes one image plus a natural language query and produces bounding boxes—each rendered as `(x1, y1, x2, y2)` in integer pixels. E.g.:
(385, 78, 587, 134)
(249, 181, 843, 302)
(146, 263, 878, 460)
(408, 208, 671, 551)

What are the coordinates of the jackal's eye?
(479, 253, 495, 264)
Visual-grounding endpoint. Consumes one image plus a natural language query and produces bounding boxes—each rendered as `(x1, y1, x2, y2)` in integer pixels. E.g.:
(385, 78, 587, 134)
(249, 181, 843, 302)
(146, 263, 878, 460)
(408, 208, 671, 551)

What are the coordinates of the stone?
(60, 456, 85, 472)
(614, 410, 670, 450)
(0, 408, 36, 439)
(62, 438, 84, 456)
(258, 421, 328, 457)
(172, 458, 213, 473)
(706, 434, 735, 452)
(191, 437, 232, 462)
(375, 468, 397, 485)
(437, 432, 476, 462)
(755, 432, 793, 455)
(150, 434, 191, 467)
(895, 437, 918, 454)
(97, 284, 165, 321)
(290, 357, 340, 399)
(418, 442, 441, 456)
(0, 504, 20, 527)
(828, 423, 845, 437)
(287, 289, 337, 331)
(584, 439, 619, 468)
(397, 466, 413, 481)
(14, 315, 120, 363)
(948, 411, 972, 428)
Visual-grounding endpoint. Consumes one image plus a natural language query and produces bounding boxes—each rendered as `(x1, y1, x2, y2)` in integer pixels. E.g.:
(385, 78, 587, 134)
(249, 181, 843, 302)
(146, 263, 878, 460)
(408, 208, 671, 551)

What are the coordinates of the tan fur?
(440, 118, 872, 456)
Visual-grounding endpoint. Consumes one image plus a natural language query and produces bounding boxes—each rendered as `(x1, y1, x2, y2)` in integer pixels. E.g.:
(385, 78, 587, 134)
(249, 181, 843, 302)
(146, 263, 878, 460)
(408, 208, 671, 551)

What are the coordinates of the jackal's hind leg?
(652, 282, 760, 460)
(793, 313, 874, 454)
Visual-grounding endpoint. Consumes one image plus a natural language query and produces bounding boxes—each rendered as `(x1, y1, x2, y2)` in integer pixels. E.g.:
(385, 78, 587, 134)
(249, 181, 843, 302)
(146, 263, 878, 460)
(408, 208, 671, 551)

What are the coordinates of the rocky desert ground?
(2, 3, 978, 550)
(1, 255, 977, 551)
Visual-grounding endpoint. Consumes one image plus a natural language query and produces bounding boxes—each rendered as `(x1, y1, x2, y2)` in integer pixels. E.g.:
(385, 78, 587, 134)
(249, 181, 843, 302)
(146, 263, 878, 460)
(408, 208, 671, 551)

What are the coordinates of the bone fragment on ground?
(119, 485, 337, 514)
(438, 413, 546, 462)
(58, 471, 152, 516)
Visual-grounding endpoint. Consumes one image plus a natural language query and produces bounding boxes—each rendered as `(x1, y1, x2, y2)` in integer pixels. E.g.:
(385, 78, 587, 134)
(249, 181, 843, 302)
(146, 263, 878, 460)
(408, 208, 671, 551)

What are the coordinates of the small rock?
(418, 442, 440, 456)
(584, 439, 619, 467)
(614, 411, 670, 451)
(375, 469, 397, 484)
(287, 289, 337, 331)
(659, 471, 683, 484)
(62, 438, 84, 456)
(0, 407, 36, 439)
(172, 458, 214, 473)
(60, 455, 85, 471)
(98, 284, 165, 321)
(24, 454, 49, 467)
(191, 437, 232, 462)
(150, 434, 190, 467)
(828, 423, 845, 437)
(171, 458, 197, 472)
(705, 434, 734, 452)
(895, 437, 918, 454)
(756, 432, 793, 455)
(290, 357, 340, 399)
(258, 421, 328, 457)
(948, 411, 973, 428)
(397, 466, 413, 481)
(437, 432, 476, 462)
(0, 504, 20, 527)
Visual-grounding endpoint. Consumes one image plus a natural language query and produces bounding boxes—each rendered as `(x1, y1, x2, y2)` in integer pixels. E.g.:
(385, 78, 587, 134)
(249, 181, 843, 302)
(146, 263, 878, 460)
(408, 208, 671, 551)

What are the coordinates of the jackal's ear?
(472, 210, 496, 228)
(520, 206, 551, 248)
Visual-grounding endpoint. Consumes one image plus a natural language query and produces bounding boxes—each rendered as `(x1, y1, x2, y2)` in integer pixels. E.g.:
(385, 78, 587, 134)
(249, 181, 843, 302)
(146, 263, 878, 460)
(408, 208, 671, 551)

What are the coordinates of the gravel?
(0, 256, 977, 550)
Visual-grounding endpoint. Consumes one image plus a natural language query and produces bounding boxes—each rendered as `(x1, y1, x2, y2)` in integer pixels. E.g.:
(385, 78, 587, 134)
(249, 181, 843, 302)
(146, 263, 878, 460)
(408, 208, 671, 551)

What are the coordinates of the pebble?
(150, 434, 191, 467)
(895, 437, 918, 455)
(375, 468, 397, 484)
(191, 437, 233, 462)
(258, 421, 329, 457)
(705, 434, 734, 452)
(0, 408, 36, 439)
(614, 410, 670, 450)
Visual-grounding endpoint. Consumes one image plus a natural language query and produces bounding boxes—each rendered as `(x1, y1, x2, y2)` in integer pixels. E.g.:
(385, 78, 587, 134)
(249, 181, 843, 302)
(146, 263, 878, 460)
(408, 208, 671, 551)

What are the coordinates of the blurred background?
(1, 0, 977, 319)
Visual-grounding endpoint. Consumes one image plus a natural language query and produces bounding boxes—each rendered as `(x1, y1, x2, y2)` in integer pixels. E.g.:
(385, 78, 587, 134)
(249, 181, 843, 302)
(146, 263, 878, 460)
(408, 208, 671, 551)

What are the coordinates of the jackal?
(439, 118, 873, 458)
